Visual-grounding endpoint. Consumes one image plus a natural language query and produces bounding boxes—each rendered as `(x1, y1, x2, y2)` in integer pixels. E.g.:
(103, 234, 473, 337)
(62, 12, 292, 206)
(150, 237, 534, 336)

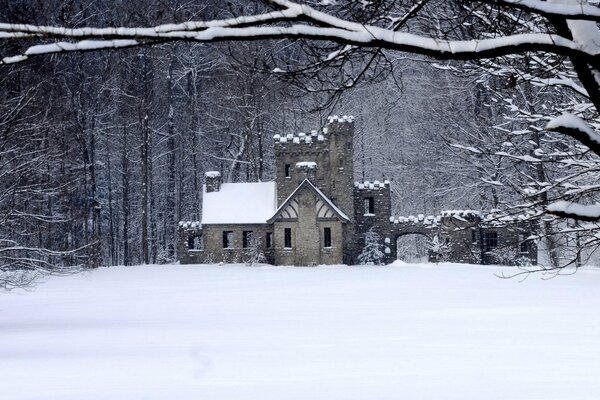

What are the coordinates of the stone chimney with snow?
(205, 171, 222, 192)
(295, 161, 317, 185)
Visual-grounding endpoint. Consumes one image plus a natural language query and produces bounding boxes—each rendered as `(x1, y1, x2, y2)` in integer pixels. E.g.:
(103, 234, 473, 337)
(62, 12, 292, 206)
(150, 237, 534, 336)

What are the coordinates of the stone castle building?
(178, 116, 537, 266)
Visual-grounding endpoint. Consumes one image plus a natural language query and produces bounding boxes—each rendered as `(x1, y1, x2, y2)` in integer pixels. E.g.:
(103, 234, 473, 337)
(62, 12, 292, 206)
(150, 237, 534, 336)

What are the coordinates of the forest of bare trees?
(2, 0, 600, 284)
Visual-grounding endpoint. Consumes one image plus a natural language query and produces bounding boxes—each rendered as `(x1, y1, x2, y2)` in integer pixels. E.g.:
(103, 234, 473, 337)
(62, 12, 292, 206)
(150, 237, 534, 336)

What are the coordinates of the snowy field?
(2, 263, 600, 400)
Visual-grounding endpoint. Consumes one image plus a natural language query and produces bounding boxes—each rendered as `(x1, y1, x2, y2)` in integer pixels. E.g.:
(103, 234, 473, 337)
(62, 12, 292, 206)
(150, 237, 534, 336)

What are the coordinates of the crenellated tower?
(325, 115, 355, 223)
(272, 115, 355, 221)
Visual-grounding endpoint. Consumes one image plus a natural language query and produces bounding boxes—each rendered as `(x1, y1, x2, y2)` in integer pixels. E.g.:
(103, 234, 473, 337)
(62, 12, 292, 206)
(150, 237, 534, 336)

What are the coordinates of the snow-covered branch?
(547, 200, 600, 221)
(0, 1, 597, 65)
(546, 113, 600, 156)
(490, 0, 600, 21)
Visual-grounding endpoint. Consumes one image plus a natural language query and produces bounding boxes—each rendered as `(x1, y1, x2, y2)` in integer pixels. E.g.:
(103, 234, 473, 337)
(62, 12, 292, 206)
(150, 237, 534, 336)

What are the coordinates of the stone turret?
(326, 115, 355, 221)
(205, 171, 221, 192)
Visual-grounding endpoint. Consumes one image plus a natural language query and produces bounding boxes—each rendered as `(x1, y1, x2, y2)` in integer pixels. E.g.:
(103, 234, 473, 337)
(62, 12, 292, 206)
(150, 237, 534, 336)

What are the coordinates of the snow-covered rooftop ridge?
(354, 180, 390, 190)
(273, 130, 325, 144)
(296, 161, 317, 168)
(205, 171, 220, 178)
(202, 181, 277, 225)
(178, 221, 201, 229)
(268, 179, 349, 223)
(327, 115, 354, 123)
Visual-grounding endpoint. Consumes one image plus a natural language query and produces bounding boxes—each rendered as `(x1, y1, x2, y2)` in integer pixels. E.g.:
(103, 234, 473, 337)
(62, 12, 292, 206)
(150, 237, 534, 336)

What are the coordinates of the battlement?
(388, 210, 482, 228)
(327, 115, 355, 124)
(178, 221, 202, 229)
(354, 180, 390, 190)
(273, 130, 330, 155)
(273, 130, 326, 144)
(390, 214, 441, 227)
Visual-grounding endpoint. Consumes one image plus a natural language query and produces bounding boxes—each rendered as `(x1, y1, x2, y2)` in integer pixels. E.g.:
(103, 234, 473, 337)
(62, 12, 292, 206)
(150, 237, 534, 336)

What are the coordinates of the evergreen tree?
(358, 227, 385, 266)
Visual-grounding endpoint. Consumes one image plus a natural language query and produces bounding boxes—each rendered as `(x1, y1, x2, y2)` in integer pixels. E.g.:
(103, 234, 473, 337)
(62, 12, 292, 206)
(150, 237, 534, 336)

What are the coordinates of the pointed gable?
(276, 198, 299, 220)
(267, 179, 349, 223)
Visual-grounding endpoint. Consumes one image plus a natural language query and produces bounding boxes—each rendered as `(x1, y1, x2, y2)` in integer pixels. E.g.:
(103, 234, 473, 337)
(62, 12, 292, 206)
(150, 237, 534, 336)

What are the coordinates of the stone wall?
(273, 186, 344, 265)
(351, 181, 394, 263)
(274, 134, 331, 206)
(178, 223, 274, 264)
(326, 117, 355, 222)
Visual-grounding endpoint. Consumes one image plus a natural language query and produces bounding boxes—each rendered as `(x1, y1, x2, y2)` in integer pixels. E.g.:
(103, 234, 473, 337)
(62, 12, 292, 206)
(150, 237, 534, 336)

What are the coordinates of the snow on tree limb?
(490, 0, 600, 21)
(546, 113, 600, 156)
(0, 1, 597, 65)
(547, 200, 600, 221)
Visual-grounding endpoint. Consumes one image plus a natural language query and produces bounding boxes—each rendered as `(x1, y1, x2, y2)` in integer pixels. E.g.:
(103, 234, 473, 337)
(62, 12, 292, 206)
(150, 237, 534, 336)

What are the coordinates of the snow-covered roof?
(202, 182, 277, 224)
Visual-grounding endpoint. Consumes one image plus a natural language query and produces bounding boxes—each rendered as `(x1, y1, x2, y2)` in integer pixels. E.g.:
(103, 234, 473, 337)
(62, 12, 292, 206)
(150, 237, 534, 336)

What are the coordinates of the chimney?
(205, 171, 222, 192)
(296, 161, 317, 184)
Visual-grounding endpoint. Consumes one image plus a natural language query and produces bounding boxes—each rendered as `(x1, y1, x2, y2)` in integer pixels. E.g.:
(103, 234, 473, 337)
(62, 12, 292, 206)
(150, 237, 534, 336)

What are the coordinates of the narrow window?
(483, 230, 498, 251)
(285, 164, 291, 178)
(284, 228, 292, 249)
(223, 231, 234, 248)
(364, 197, 375, 214)
(338, 158, 344, 168)
(471, 229, 477, 243)
(519, 234, 528, 253)
(266, 232, 273, 249)
(323, 227, 332, 248)
(243, 231, 253, 248)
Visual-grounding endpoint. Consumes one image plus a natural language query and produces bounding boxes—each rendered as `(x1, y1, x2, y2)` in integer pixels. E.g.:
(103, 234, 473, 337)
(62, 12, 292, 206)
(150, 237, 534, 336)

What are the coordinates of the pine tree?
(358, 227, 385, 265)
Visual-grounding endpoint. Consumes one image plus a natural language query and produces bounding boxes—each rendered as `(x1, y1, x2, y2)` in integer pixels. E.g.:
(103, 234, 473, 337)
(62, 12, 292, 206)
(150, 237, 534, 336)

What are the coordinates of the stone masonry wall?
(178, 224, 274, 264)
(273, 186, 344, 265)
(351, 181, 393, 263)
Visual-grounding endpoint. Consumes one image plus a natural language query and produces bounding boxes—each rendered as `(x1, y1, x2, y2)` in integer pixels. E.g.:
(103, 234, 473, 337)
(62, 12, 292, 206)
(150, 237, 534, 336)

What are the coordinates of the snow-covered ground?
(2, 263, 600, 400)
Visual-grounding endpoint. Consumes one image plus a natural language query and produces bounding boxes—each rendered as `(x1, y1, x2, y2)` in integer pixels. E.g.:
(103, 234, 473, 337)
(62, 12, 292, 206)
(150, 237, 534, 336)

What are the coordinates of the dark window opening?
(338, 158, 344, 168)
(519, 234, 529, 253)
(285, 164, 291, 178)
(284, 228, 292, 249)
(243, 231, 253, 248)
(483, 230, 498, 251)
(323, 227, 332, 248)
(266, 232, 273, 249)
(222, 231, 234, 249)
(364, 197, 375, 214)
(188, 234, 203, 250)
(471, 229, 477, 243)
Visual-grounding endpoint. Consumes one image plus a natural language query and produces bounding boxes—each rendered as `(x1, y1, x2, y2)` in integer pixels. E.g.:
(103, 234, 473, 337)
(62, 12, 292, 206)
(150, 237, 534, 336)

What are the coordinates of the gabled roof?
(267, 179, 350, 223)
(202, 182, 277, 224)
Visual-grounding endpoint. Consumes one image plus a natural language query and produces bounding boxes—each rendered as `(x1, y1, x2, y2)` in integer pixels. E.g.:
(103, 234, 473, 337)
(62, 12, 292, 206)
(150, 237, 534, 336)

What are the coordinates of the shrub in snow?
(358, 227, 385, 265)
(244, 238, 267, 266)
(488, 247, 520, 266)
(427, 235, 450, 263)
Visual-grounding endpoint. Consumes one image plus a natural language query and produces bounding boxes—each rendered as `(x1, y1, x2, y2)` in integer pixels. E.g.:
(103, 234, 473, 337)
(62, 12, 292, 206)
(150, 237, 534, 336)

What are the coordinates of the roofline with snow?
(267, 179, 350, 224)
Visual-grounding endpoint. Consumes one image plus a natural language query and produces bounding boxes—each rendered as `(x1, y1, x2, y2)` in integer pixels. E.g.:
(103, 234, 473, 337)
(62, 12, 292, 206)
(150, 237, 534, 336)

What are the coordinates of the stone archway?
(395, 232, 431, 263)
